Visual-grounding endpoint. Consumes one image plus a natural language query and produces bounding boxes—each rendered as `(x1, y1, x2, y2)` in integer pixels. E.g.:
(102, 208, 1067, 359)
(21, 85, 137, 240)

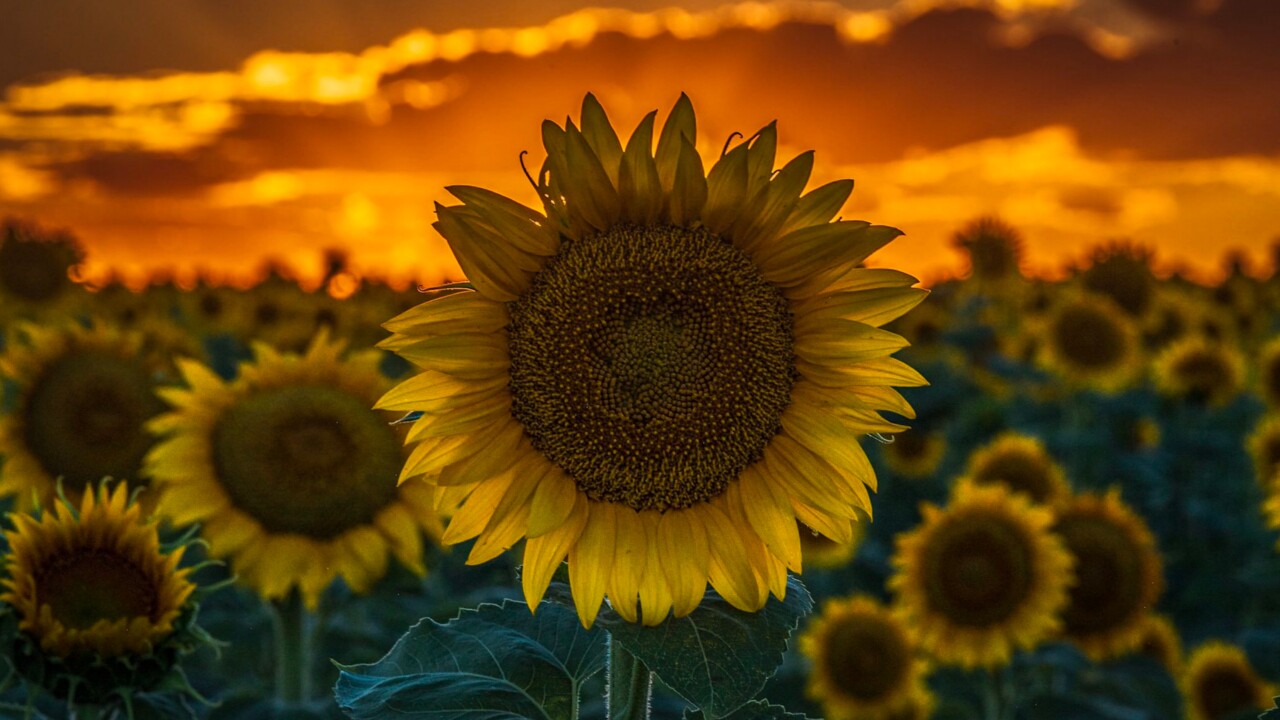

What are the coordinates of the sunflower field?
(1, 95, 1279, 720)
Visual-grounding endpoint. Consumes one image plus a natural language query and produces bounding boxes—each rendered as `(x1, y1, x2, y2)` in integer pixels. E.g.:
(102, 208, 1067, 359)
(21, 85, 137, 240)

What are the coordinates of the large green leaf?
(333, 599, 606, 720)
(683, 700, 813, 719)
(591, 575, 813, 719)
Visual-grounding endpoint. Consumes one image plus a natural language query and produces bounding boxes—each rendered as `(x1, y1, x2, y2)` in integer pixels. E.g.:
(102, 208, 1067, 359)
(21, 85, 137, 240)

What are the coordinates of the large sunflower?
(1151, 337, 1245, 406)
(958, 432, 1068, 505)
(889, 482, 1073, 668)
(1, 481, 194, 659)
(0, 323, 167, 512)
(378, 94, 926, 627)
(1052, 489, 1163, 661)
(145, 334, 442, 608)
(1182, 642, 1273, 720)
(800, 595, 930, 720)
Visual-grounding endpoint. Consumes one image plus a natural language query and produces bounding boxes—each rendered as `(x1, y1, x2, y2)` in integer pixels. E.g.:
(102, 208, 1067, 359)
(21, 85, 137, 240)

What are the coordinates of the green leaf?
(595, 575, 813, 719)
(684, 700, 813, 720)
(333, 599, 607, 720)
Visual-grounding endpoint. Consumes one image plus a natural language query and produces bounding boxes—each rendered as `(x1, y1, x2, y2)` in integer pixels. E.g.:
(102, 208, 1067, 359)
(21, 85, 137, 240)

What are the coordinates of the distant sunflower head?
(1052, 489, 1163, 661)
(953, 216, 1023, 283)
(1152, 337, 1245, 406)
(890, 482, 1073, 668)
(1079, 241, 1157, 318)
(178, 282, 248, 336)
(0, 481, 210, 707)
(1036, 293, 1140, 391)
(1141, 287, 1199, 351)
(881, 429, 946, 480)
(800, 595, 930, 719)
(800, 518, 865, 569)
(145, 334, 443, 609)
(959, 433, 1068, 505)
(1182, 642, 1273, 720)
(1248, 415, 1280, 489)
(1133, 613, 1183, 676)
(0, 323, 167, 512)
(1257, 337, 1280, 408)
(0, 219, 84, 319)
(378, 94, 927, 627)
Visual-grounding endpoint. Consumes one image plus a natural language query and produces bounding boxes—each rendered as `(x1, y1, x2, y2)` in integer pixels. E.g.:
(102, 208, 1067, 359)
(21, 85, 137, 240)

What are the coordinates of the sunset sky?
(2, 0, 1277, 288)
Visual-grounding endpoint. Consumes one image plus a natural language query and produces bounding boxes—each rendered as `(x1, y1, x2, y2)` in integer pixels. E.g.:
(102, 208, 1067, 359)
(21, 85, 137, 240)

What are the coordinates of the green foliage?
(333, 599, 606, 720)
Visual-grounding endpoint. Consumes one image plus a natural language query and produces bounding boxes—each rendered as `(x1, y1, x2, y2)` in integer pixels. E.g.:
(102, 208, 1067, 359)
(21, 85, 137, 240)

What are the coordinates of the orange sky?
(2, 0, 1278, 288)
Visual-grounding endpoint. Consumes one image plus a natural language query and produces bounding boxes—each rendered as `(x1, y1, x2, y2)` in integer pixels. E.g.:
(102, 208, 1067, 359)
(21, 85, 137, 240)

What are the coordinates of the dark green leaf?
(683, 700, 812, 719)
(595, 575, 813, 719)
(333, 599, 606, 720)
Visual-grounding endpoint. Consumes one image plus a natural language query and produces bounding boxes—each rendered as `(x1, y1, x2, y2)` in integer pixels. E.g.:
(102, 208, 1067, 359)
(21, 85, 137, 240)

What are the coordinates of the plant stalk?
(606, 635, 651, 720)
(272, 590, 314, 704)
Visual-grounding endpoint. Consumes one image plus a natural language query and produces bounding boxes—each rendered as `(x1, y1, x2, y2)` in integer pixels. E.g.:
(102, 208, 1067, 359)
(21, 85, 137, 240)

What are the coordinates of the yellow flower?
(1256, 336, 1280, 408)
(1151, 336, 1245, 406)
(1035, 292, 1141, 391)
(1248, 415, 1280, 489)
(1133, 613, 1183, 676)
(881, 430, 946, 480)
(890, 482, 1073, 668)
(800, 595, 930, 720)
(0, 323, 167, 512)
(1182, 641, 1273, 720)
(1078, 241, 1157, 320)
(1, 481, 194, 659)
(1052, 489, 1163, 661)
(0, 219, 85, 322)
(952, 216, 1023, 283)
(958, 432, 1068, 504)
(378, 94, 927, 627)
(145, 334, 442, 608)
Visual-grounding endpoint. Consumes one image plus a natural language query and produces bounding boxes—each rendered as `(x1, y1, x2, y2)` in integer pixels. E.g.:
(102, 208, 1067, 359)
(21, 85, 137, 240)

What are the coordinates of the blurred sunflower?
(800, 595, 930, 720)
(1182, 642, 1273, 720)
(1078, 242, 1157, 319)
(881, 429, 946, 479)
(890, 482, 1073, 668)
(1248, 415, 1280, 488)
(1151, 337, 1245, 406)
(379, 94, 926, 627)
(0, 323, 167, 512)
(1141, 286, 1200, 352)
(958, 432, 1068, 505)
(0, 218, 85, 322)
(1257, 336, 1280, 408)
(1052, 490, 1163, 661)
(800, 518, 865, 569)
(145, 334, 442, 608)
(952, 216, 1023, 284)
(1133, 613, 1183, 676)
(177, 281, 250, 337)
(1035, 293, 1140, 391)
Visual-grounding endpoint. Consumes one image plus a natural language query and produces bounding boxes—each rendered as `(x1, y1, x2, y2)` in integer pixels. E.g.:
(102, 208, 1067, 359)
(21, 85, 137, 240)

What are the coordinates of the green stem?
(272, 590, 314, 703)
(69, 705, 103, 720)
(981, 667, 1002, 720)
(606, 636, 651, 720)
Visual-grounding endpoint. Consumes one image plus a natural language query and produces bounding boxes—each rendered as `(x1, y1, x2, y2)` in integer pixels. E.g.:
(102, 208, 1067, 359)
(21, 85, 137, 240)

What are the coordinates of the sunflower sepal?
(543, 574, 815, 719)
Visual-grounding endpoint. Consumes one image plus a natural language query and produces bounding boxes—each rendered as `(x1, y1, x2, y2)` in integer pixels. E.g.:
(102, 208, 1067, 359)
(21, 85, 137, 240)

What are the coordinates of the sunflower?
(958, 432, 1068, 505)
(952, 216, 1023, 284)
(0, 323, 167, 512)
(800, 518, 866, 569)
(1256, 337, 1280, 408)
(881, 429, 946, 480)
(1052, 489, 1163, 661)
(889, 482, 1073, 668)
(1141, 286, 1200, 352)
(177, 281, 251, 337)
(0, 219, 86, 322)
(1035, 292, 1141, 391)
(1151, 337, 1245, 406)
(1182, 642, 1273, 720)
(1248, 415, 1280, 489)
(1, 480, 194, 659)
(145, 333, 442, 608)
(378, 94, 926, 627)
(1078, 242, 1157, 319)
(800, 595, 930, 720)
(1132, 613, 1183, 676)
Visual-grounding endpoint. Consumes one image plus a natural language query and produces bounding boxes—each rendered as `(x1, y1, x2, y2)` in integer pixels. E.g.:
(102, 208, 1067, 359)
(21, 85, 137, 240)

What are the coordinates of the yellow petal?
(522, 492, 589, 607)
(660, 508, 709, 617)
(382, 290, 509, 336)
(437, 421, 525, 486)
(702, 502, 761, 611)
(468, 458, 545, 564)
(441, 471, 515, 545)
(738, 465, 802, 572)
(607, 507, 646, 623)
(778, 179, 854, 237)
(793, 287, 929, 332)
(445, 186, 558, 256)
(794, 320, 910, 368)
(702, 141, 749, 235)
(655, 92, 696, 193)
(562, 120, 621, 231)
(668, 136, 707, 227)
(732, 150, 813, 255)
(618, 111, 663, 224)
(579, 93, 624, 188)
(568, 502, 617, 628)
(527, 466, 580, 538)
(639, 512, 674, 626)
(433, 204, 536, 302)
(394, 332, 509, 379)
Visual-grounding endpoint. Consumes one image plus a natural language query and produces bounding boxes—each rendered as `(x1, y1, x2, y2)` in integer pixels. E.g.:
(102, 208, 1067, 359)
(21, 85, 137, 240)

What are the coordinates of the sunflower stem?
(981, 666, 1003, 720)
(272, 591, 315, 704)
(606, 635, 651, 720)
